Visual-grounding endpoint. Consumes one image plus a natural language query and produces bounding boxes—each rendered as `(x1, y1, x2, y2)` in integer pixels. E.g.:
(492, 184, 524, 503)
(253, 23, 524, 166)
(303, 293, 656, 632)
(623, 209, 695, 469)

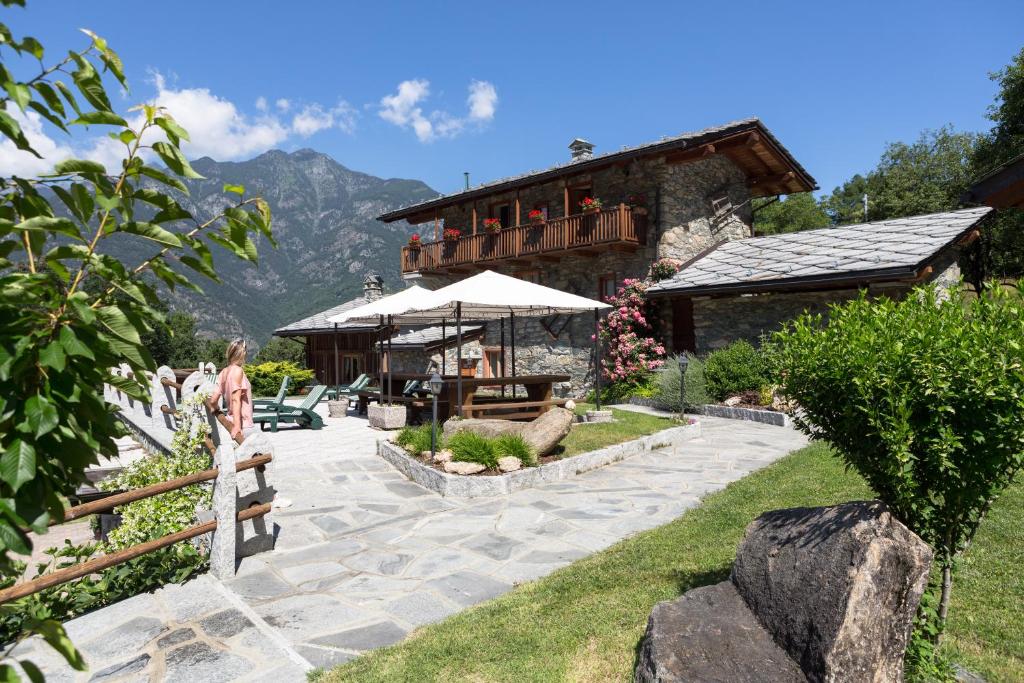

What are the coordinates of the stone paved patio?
(18, 402, 807, 681)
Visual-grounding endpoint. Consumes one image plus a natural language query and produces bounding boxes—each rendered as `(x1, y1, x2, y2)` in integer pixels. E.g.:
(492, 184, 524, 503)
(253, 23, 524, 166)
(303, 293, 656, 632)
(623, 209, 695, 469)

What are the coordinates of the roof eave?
(647, 265, 923, 298)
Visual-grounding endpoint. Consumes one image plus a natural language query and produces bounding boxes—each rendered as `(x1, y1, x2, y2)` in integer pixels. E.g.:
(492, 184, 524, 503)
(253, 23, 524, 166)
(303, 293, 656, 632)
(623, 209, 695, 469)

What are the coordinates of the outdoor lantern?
(678, 354, 689, 416)
(429, 371, 443, 458)
(429, 372, 444, 396)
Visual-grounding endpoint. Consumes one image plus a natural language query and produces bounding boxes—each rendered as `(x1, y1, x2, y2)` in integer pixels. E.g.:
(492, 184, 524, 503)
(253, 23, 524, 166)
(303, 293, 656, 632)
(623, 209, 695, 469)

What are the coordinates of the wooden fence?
(1, 367, 278, 603)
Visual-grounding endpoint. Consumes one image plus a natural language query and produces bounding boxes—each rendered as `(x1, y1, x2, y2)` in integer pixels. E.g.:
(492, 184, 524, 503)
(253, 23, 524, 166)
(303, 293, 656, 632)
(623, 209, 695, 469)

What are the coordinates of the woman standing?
(209, 338, 255, 442)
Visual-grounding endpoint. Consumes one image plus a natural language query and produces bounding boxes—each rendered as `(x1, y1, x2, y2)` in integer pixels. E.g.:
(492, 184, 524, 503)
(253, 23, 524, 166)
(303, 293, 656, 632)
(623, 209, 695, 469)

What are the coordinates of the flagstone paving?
(18, 403, 807, 681)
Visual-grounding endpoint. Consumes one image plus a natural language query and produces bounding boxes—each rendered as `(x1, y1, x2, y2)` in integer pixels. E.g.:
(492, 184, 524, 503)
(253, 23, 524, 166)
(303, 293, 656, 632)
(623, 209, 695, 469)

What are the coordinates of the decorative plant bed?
(378, 420, 702, 497)
(697, 404, 791, 428)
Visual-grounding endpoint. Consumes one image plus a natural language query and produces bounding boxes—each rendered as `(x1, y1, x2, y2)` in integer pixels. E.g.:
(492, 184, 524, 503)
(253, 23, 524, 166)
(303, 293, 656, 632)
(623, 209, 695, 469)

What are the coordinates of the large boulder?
(443, 407, 574, 457)
(635, 501, 932, 683)
(635, 582, 805, 682)
(731, 501, 933, 682)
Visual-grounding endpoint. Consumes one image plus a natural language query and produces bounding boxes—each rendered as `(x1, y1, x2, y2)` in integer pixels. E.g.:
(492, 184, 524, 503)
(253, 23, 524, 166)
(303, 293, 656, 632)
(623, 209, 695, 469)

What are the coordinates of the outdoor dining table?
(362, 373, 570, 420)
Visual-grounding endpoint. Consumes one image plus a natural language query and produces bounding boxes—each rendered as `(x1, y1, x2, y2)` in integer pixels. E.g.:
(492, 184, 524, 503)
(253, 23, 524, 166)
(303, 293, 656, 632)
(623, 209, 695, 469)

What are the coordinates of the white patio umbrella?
(404, 271, 612, 413)
(326, 285, 436, 405)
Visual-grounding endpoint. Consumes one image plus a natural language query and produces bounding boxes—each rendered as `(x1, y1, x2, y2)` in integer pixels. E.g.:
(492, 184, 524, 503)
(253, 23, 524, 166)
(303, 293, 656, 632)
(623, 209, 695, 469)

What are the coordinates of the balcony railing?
(401, 203, 647, 274)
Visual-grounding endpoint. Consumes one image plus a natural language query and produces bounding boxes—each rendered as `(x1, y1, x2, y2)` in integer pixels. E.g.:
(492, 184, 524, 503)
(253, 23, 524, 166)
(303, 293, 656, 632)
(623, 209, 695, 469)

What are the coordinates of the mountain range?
(125, 149, 438, 345)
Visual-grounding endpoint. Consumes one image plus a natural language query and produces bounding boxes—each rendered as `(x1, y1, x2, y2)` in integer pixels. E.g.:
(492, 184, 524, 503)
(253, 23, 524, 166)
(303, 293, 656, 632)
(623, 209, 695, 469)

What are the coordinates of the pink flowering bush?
(597, 278, 667, 388)
(648, 258, 683, 282)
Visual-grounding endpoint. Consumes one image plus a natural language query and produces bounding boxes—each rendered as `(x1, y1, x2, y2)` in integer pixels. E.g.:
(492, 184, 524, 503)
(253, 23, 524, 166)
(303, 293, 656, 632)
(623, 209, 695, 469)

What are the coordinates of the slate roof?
(273, 296, 377, 335)
(647, 207, 992, 296)
(378, 118, 816, 222)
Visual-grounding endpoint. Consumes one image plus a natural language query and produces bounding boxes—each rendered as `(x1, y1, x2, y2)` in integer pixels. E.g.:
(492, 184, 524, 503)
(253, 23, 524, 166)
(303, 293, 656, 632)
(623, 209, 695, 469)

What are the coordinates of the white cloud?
(146, 72, 290, 160)
(0, 72, 360, 179)
(467, 80, 497, 121)
(379, 78, 497, 143)
(291, 101, 357, 137)
(0, 108, 74, 177)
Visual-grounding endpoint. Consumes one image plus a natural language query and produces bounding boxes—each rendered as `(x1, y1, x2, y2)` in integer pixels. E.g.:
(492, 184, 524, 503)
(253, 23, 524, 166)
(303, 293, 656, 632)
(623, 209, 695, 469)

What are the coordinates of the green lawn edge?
(320, 442, 1022, 682)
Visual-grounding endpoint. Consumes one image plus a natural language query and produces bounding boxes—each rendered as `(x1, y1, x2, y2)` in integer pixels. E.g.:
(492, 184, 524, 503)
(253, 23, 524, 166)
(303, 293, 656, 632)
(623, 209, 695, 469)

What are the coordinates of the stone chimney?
(569, 138, 594, 161)
(363, 272, 384, 301)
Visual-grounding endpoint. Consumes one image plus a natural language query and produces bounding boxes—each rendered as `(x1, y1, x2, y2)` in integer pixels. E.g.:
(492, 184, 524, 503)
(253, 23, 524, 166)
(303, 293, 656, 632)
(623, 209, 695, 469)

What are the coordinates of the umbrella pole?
(510, 312, 516, 399)
(456, 303, 463, 417)
(594, 308, 602, 411)
(499, 318, 506, 398)
(441, 319, 446, 375)
(333, 323, 339, 395)
(387, 315, 393, 405)
(378, 315, 384, 407)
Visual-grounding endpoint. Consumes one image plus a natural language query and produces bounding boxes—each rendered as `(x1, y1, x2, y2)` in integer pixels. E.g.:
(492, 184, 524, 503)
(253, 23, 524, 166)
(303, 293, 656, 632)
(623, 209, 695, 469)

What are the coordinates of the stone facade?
(409, 155, 756, 395)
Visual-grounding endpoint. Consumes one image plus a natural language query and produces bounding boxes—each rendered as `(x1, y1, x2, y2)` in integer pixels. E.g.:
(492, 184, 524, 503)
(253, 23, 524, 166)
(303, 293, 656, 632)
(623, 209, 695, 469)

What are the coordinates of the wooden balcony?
(401, 203, 648, 274)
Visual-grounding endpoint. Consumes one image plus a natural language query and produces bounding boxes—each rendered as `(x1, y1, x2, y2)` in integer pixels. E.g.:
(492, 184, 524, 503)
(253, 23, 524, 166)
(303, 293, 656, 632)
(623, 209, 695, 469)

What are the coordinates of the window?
(341, 352, 362, 383)
(490, 202, 511, 228)
(568, 186, 593, 215)
(598, 273, 618, 302)
(516, 270, 542, 285)
(482, 347, 504, 379)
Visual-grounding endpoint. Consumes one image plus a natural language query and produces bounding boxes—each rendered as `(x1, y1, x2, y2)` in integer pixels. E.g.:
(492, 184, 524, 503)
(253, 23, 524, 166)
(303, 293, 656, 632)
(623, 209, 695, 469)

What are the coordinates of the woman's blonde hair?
(225, 338, 246, 366)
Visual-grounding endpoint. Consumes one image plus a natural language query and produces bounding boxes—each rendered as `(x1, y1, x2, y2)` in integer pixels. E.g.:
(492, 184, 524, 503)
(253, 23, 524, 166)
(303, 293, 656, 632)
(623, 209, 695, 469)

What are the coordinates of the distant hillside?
(109, 149, 437, 345)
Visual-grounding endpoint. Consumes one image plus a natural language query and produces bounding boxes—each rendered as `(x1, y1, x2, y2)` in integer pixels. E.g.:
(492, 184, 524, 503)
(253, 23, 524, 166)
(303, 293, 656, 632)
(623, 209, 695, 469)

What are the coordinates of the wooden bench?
(461, 398, 568, 420)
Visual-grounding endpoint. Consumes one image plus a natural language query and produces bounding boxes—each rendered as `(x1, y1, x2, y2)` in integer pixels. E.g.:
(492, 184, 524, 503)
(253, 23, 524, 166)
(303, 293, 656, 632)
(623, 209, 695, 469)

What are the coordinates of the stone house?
(377, 118, 816, 393)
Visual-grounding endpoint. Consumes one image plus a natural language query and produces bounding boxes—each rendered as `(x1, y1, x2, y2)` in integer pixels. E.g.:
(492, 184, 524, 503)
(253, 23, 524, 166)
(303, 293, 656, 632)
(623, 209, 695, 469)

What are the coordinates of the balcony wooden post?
(619, 203, 627, 239)
(514, 193, 520, 227)
(434, 213, 439, 241)
(563, 186, 569, 217)
(472, 205, 478, 235)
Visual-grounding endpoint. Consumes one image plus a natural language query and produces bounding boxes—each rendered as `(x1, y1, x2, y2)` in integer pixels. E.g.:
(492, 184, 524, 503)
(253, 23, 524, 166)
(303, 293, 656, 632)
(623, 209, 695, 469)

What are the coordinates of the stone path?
(17, 404, 807, 681)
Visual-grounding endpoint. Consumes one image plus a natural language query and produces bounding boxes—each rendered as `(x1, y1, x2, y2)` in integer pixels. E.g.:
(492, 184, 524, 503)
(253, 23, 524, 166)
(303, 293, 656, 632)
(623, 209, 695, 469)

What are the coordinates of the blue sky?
(5, 1, 1023, 197)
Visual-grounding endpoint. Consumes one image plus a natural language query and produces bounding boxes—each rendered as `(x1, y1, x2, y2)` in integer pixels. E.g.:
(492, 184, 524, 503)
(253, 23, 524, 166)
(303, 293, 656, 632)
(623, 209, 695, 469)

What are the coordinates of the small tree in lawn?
(766, 283, 1024, 663)
(0, 2, 273, 677)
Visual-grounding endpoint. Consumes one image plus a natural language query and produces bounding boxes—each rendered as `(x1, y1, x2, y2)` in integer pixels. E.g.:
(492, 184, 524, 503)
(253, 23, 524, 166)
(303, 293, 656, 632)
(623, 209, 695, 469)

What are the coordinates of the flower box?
(579, 197, 603, 215)
(408, 233, 422, 249)
(528, 209, 545, 225)
(443, 228, 461, 242)
(482, 218, 502, 234)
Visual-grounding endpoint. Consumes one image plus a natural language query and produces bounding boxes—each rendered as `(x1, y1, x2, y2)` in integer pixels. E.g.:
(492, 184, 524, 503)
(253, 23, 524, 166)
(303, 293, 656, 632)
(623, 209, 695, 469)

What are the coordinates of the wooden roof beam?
(747, 171, 796, 189)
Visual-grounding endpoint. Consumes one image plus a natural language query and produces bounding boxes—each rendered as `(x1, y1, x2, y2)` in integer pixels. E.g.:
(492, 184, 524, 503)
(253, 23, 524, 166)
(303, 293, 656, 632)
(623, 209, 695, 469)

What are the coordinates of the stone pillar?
(209, 444, 237, 579)
(233, 432, 276, 558)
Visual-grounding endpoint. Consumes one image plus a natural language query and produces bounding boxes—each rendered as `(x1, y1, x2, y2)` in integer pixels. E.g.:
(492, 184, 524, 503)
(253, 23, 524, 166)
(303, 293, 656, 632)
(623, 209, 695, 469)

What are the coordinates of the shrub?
(396, 424, 435, 455)
(703, 340, 770, 401)
(767, 282, 1024, 651)
(597, 278, 667, 385)
(494, 434, 536, 466)
(247, 361, 315, 397)
(656, 354, 710, 411)
(448, 432, 499, 469)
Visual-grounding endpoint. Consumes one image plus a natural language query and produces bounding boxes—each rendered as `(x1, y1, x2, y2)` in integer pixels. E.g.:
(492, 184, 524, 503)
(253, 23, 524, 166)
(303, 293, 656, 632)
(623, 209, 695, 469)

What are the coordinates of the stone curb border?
(117, 411, 173, 455)
(378, 421, 702, 498)
(696, 404, 792, 428)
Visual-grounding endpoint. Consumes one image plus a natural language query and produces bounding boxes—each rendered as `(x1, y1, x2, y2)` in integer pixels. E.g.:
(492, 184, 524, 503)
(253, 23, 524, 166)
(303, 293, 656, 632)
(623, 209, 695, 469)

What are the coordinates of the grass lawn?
(321, 441, 1024, 682)
(553, 404, 681, 459)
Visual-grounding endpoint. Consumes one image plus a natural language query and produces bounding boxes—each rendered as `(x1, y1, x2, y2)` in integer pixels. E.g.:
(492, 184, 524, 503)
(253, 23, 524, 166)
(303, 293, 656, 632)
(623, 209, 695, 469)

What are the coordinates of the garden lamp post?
(429, 371, 444, 458)
(678, 354, 689, 417)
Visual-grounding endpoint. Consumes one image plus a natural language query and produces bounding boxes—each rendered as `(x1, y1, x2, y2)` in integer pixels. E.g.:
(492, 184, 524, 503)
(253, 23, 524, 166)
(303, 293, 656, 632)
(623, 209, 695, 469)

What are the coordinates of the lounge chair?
(253, 384, 328, 432)
(253, 375, 291, 413)
(327, 374, 370, 400)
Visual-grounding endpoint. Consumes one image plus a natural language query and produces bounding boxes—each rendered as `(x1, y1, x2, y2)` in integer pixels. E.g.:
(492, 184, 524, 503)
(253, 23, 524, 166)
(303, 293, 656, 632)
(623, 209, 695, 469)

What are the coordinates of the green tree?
(0, 3, 273, 677)
(968, 46, 1024, 282)
(253, 336, 305, 365)
(823, 127, 979, 224)
(141, 310, 228, 369)
(752, 193, 830, 235)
